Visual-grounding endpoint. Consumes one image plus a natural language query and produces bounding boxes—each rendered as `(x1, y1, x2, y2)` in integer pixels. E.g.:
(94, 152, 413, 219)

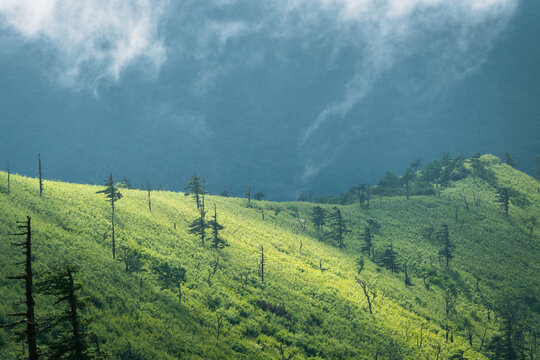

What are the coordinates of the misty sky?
(0, 0, 539, 199)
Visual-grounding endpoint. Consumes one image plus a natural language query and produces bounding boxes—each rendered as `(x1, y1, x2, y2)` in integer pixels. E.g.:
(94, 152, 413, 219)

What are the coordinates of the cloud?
(0, 0, 167, 91)
(291, 0, 519, 145)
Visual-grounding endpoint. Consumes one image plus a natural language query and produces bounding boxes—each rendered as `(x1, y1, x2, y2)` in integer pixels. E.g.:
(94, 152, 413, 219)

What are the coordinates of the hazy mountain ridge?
(0, 154, 538, 359)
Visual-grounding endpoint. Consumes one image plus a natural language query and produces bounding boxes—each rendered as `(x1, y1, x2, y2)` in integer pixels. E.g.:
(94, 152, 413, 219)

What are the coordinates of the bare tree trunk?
(111, 200, 116, 259)
(146, 179, 151, 212)
(8, 163, 9, 194)
(38, 154, 43, 197)
(2, 217, 38, 360)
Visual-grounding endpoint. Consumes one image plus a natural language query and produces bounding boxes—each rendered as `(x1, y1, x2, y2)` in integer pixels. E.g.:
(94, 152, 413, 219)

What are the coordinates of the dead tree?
(7, 162, 10, 194)
(356, 278, 375, 315)
(246, 184, 252, 207)
(207, 254, 221, 285)
(0, 217, 39, 360)
(38, 154, 43, 197)
(257, 245, 265, 284)
(146, 179, 152, 212)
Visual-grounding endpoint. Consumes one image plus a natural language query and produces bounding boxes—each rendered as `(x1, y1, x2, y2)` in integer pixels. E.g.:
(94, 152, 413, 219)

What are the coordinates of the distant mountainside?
(0, 154, 538, 359)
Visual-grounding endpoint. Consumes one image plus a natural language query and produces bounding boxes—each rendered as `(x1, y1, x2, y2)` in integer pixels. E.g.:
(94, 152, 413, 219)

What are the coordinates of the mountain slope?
(0, 155, 538, 359)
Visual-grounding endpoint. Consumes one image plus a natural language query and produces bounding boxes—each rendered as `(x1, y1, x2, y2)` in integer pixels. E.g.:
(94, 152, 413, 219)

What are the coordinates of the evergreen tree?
(96, 173, 123, 259)
(361, 226, 374, 260)
(0, 217, 39, 360)
(411, 158, 422, 171)
(401, 167, 416, 200)
(209, 205, 228, 249)
(152, 261, 186, 304)
(378, 240, 398, 273)
(329, 207, 349, 249)
(533, 155, 540, 180)
(503, 152, 516, 168)
(254, 192, 265, 201)
(189, 205, 209, 247)
(184, 174, 204, 209)
(437, 224, 454, 267)
(38, 264, 94, 360)
(496, 187, 511, 217)
(311, 206, 326, 231)
(118, 176, 132, 189)
(422, 160, 442, 196)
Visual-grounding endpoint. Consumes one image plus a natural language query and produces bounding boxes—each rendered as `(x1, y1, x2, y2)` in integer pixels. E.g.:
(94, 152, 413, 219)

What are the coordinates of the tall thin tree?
(209, 205, 228, 249)
(0, 217, 38, 360)
(96, 173, 123, 259)
(7, 162, 10, 194)
(184, 174, 203, 209)
(38, 154, 43, 197)
(329, 207, 349, 249)
(146, 179, 152, 212)
(437, 224, 454, 267)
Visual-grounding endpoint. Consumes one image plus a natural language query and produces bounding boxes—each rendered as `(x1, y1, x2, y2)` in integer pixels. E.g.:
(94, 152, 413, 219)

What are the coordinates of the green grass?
(0, 154, 538, 359)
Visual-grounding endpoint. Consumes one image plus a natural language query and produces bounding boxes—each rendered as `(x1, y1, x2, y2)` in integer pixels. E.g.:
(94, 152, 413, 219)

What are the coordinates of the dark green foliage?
(496, 187, 511, 217)
(377, 241, 399, 273)
(1, 217, 38, 360)
(411, 158, 422, 171)
(401, 167, 416, 200)
(254, 192, 265, 201)
(118, 244, 146, 273)
(355, 256, 365, 275)
(38, 264, 94, 360)
(503, 152, 516, 168)
(378, 171, 401, 196)
(256, 300, 291, 320)
(534, 155, 540, 180)
(208, 205, 228, 249)
(328, 207, 349, 249)
(422, 160, 442, 195)
(184, 175, 204, 209)
(151, 261, 186, 291)
(188, 209, 209, 247)
(437, 224, 454, 267)
(117, 177, 132, 189)
(310, 206, 326, 231)
(361, 226, 374, 259)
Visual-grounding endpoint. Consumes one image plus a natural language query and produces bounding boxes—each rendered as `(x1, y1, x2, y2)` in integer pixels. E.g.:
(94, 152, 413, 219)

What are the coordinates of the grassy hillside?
(0, 155, 538, 359)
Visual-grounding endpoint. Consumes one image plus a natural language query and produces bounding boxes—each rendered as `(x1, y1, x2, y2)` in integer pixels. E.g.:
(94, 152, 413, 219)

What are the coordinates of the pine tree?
(0, 217, 39, 360)
(38, 264, 94, 360)
(96, 173, 123, 259)
(503, 152, 516, 168)
(361, 226, 374, 260)
(209, 205, 228, 249)
(329, 207, 349, 249)
(378, 240, 398, 273)
(152, 261, 186, 304)
(401, 167, 415, 200)
(496, 187, 511, 217)
(188, 192, 209, 246)
(311, 206, 326, 231)
(437, 224, 454, 267)
(184, 174, 203, 209)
